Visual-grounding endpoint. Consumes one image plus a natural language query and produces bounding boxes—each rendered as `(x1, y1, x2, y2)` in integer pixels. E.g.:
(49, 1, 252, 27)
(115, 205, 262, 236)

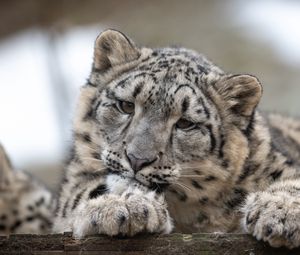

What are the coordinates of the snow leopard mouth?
(107, 168, 169, 193)
(134, 177, 169, 193)
(133, 174, 170, 193)
(148, 182, 170, 193)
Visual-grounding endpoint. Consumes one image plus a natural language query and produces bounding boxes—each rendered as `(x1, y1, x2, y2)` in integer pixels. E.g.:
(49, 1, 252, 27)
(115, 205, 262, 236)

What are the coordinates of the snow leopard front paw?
(73, 189, 173, 238)
(120, 189, 173, 235)
(242, 192, 300, 249)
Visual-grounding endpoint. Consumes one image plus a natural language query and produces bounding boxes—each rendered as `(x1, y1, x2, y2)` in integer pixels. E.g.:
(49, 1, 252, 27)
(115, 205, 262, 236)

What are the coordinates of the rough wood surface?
(0, 233, 300, 255)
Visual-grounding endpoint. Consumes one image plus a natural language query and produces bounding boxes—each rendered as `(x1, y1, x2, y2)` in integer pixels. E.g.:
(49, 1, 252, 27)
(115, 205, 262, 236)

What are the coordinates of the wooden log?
(0, 232, 300, 255)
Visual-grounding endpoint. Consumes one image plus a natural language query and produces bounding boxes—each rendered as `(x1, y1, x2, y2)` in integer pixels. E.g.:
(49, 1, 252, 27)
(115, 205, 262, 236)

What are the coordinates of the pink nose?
(126, 153, 157, 173)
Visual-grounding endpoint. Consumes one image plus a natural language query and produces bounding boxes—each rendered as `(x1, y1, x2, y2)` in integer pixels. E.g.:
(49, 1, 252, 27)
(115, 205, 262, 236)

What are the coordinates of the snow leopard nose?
(126, 152, 157, 173)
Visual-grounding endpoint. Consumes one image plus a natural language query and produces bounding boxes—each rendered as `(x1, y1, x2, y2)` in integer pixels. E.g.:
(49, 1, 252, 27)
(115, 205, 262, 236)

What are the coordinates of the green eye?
(176, 118, 196, 130)
(116, 100, 135, 114)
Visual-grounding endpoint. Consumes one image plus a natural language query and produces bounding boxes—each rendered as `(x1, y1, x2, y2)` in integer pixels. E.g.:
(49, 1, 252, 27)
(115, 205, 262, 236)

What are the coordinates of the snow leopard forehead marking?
(111, 47, 224, 90)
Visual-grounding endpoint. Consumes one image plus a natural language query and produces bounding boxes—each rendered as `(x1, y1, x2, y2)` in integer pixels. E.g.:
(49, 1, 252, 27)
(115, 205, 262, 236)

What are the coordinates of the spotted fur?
(0, 144, 54, 235)
(54, 30, 300, 248)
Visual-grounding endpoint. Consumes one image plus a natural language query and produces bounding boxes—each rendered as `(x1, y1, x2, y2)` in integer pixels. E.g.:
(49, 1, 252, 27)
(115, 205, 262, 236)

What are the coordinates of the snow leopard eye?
(176, 118, 196, 130)
(116, 100, 135, 114)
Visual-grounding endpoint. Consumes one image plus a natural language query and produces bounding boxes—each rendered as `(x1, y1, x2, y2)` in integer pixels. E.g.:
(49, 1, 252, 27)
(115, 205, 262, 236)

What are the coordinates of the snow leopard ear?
(215, 74, 262, 117)
(93, 29, 141, 72)
(0, 144, 14, 189)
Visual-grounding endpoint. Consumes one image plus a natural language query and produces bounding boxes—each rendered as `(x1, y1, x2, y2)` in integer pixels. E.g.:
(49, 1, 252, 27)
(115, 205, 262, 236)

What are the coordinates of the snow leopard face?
(96, 49, 223, 190)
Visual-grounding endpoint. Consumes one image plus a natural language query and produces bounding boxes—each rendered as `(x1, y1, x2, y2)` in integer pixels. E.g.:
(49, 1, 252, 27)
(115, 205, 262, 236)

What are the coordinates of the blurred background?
(0, 0, 299, 190)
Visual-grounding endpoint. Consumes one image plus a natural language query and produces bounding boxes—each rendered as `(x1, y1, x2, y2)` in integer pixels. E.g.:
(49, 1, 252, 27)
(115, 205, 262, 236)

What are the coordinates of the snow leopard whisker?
(81, 157, 103, 162)
(79, 144, 99, 152)
(170, 181, 192, 192)
(180, 175, 205, 178)
(181, 166, 202, 170)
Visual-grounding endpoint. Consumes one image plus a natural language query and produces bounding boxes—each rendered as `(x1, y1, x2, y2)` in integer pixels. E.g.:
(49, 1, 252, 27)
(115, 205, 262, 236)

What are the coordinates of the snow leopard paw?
(242, 191, 300, 249)
(73, 189, 173, 238)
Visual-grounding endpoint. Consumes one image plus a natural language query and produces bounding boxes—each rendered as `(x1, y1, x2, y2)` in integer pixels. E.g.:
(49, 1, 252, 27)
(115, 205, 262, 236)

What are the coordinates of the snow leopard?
(0, 144, 54, 235)
(53, 29, 300, 249)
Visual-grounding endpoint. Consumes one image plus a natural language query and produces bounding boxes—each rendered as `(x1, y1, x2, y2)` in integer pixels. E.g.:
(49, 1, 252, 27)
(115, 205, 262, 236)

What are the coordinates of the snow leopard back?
(0, 144, 55, 235)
